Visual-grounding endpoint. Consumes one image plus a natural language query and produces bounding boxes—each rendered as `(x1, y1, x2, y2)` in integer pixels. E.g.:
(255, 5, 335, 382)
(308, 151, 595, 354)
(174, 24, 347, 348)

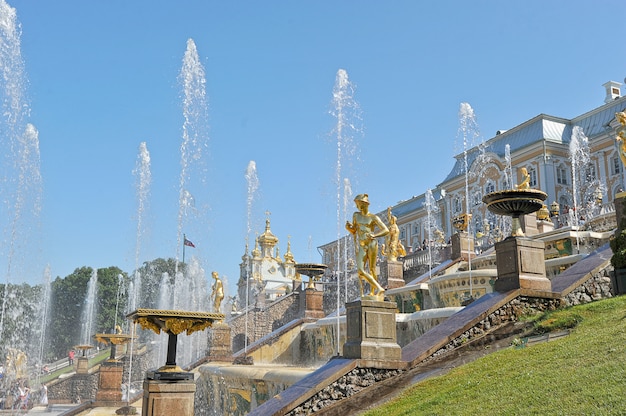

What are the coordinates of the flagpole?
(183, 234, 186, 264)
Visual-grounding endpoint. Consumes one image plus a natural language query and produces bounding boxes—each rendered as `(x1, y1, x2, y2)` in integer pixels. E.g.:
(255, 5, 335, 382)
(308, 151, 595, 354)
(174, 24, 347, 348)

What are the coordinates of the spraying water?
(424, 189, 441, 278)
(126, 141, 151, 400)
(458, 103, 480, 297)
(342, 178, 353, 304)
(80, 269, 98, 345)
(129, 142, 151, 313)
(330, 69, 361, 355)
(0, 2, 44, 349)
(244, 160, 259, 353)
(504, 144, 513, 190)
(175, 38, 208, 272)
(569, 126, 590, 252)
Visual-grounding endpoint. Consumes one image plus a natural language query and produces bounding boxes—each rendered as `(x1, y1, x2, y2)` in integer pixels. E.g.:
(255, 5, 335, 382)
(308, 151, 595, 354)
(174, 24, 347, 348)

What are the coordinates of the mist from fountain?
(80, 269, 98, 345)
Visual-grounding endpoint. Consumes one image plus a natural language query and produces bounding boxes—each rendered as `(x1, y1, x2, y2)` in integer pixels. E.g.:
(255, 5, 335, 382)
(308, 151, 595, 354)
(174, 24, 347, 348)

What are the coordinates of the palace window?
(556, 166, 568, 185)
(528, 167, 538, 187)
(485, 181, 495, 194)
(453, 197, 462, 214)
(613, 157, 621, 175)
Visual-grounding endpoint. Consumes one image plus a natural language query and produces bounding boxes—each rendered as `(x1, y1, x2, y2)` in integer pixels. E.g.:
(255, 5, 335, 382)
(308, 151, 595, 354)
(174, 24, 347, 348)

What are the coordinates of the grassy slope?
(364, 296, 626, 416)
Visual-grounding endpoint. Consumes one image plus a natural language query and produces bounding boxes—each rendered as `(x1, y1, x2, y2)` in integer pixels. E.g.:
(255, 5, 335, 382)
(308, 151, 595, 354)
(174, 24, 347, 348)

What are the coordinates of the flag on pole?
(184, 237, 196, 248)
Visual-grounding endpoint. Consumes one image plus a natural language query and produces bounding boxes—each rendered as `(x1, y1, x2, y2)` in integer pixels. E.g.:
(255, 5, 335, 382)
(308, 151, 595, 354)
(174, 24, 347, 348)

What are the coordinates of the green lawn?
(39, 348, 111, 385)
(365, 296, 626, 416)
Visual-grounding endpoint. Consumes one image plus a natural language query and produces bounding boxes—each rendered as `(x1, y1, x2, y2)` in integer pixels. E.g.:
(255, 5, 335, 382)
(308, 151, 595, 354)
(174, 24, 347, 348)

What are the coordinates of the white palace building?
(319, 80, 626, 274)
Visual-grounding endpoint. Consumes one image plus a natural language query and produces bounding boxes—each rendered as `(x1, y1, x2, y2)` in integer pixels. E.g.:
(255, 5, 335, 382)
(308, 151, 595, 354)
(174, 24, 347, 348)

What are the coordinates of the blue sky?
(2, 1, 625, 291)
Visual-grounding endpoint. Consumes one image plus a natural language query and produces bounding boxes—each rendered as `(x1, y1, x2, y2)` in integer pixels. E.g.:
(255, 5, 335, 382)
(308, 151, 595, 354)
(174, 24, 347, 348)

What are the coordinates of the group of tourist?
(0, 379, 47, 410)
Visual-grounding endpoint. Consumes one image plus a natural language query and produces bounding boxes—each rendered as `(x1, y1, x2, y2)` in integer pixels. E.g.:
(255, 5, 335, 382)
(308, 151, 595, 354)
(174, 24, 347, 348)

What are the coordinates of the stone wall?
(48, 372, 98, 404)
(229, 291, 301, 352)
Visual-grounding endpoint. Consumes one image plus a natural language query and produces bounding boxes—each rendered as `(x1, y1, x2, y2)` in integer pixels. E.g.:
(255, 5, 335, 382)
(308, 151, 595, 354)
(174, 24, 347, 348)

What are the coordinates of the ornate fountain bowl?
(74, 344, 94, 357)
(483, 189, 547, 237)
(127, 309, 224, 379)
(94, 333, 137, 362)
(295, 263, 328, 289)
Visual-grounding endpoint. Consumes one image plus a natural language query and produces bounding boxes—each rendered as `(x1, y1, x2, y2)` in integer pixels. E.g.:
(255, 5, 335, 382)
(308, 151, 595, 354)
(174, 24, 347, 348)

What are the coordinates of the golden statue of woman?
(382, 207, 406, 261)
(346, 194, 389, 298)
(616, 111, 626, 169)
(211, 271, 224, 313)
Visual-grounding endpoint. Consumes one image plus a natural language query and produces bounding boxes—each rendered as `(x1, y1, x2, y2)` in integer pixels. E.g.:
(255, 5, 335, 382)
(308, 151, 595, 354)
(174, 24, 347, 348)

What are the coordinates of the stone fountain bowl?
(294, 263, 328, 277)
(482, 189, 547, 216)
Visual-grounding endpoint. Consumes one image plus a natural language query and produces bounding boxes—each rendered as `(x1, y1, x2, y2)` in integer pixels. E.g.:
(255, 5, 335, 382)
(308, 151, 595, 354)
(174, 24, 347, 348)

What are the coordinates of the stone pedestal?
(494, 237, 550, 292)
(207, 322, 232, 362)
(300, 288, 325, 319)
(76, 356, 89, 374)
(451, 232, 475, 260)
(142, 379, 196, 416)
(95, 362, 123, 404)
(380, 260, 405, 289)
(343, 299, 401, 362)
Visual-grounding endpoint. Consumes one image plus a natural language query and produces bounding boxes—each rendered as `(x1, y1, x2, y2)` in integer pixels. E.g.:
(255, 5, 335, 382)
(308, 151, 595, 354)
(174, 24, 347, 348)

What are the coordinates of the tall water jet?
(0, 2, 44, 349)
(36, 265, 52, 372)
(80, 269, 98, 345)
(330, 69, 361, 354)
(130, 142, 151, 313)
(175, 38, 208, 273)
(244, 160, 260, 353)
(342, 178, 353, 304)
(424, 189, 441, 278)
(458, 102, 480, 297)
(569, 126, 590, 252)
(504, 144, 513, 190)
(126, 141, 151, 400)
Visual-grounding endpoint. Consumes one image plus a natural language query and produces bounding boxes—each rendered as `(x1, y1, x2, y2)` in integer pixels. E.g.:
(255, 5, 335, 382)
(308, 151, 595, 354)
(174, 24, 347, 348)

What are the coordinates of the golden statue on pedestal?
(211, 271, 224, 313)
(346, 194, 389, 299)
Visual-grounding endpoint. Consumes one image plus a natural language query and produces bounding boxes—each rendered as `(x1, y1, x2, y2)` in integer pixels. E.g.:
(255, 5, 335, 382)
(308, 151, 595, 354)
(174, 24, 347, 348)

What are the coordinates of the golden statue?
(382, 207, 406, 261)
(616, 111, 626, 169)
(346, 194, 389, 298)
(515, 167, 531, 190)
(211, 271, 224, 313)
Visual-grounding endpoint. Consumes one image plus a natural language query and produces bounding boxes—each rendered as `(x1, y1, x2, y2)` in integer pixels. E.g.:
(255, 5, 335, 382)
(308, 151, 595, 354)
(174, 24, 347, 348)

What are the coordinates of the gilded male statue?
(345, 194, 389, 298)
